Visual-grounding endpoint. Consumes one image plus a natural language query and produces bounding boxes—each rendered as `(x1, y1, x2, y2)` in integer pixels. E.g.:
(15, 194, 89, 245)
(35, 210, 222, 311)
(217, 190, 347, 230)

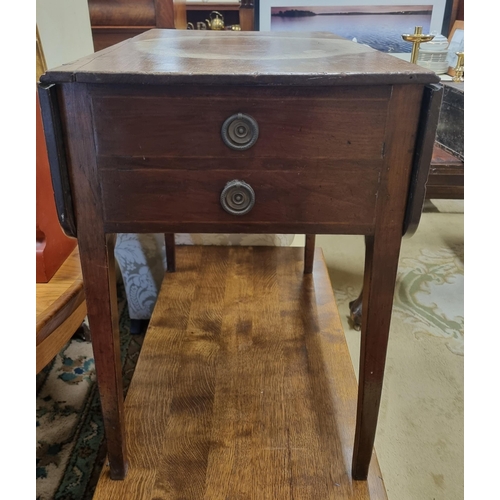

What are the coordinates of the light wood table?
(93, 246, 387, 499)
(36, 246, 87, 373)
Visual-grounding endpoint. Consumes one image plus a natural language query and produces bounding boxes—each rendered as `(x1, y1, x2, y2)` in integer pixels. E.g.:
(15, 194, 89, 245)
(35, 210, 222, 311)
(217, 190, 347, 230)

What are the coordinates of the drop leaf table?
(38, 30, 442, 485)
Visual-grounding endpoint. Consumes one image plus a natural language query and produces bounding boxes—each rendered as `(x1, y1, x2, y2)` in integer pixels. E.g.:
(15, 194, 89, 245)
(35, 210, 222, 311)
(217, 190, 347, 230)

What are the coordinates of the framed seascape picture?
(257, 0, 450, 54)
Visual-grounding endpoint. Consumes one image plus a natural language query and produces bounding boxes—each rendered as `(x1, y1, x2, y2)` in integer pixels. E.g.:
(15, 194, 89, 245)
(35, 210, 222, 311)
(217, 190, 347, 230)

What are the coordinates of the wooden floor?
(93, 246, 387, 499)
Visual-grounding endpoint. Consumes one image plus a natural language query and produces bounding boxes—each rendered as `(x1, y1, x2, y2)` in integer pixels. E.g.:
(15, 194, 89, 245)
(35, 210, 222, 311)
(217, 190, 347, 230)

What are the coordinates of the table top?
(40, 29, 440, 86)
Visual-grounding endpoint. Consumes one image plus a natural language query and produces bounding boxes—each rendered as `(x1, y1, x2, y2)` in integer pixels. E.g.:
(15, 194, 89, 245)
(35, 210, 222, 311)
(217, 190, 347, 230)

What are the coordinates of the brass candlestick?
(402, 26, 435, 64)
(452, 52, 464, 82)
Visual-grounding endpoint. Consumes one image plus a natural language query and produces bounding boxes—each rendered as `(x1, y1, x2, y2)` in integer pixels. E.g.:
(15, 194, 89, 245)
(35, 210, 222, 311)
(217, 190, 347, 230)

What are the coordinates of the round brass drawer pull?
(220, 180, 255, 216)
(221, 113, 259, 151)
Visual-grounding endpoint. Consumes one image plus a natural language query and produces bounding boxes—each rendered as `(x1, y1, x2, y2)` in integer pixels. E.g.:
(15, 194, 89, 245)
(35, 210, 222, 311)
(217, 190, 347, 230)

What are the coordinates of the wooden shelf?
(187, 1, 240, 11)
(92, 246, 387, 499)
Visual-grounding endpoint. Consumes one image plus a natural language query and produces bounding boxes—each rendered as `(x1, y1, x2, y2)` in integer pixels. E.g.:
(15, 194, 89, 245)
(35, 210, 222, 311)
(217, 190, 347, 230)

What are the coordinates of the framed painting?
(257, 0, 451, 55)
(446, 20, 464, 76)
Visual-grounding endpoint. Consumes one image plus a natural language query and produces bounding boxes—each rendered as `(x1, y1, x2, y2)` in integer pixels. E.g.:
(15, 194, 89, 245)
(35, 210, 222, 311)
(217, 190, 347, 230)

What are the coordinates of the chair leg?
(165, 233, 176, 273)
(304, 234, 316, 274)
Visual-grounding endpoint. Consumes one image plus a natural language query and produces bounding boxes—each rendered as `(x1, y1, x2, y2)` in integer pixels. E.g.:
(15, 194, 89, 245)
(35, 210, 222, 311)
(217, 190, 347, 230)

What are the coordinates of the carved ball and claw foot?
(349, 290, 363, 331)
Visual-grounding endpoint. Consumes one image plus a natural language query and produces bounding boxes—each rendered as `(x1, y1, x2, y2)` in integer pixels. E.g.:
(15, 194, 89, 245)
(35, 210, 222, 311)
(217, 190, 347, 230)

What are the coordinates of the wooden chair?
(36, 247, 87, 373)
(37, 91, 86, 374)
(36, 30, 77, 282)
(37, 29, 86, 373)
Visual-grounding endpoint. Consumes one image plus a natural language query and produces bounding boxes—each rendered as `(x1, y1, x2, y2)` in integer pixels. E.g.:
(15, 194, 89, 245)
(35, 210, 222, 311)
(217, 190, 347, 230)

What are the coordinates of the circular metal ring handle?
(221, 113, 259, 151)
(220, 180, 255, 216)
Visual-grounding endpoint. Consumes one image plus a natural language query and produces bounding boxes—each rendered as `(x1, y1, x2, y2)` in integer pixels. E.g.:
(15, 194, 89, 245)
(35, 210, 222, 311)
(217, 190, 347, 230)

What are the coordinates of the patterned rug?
(315, 200, 464, 500)
(394, 243, 464, 356)
(36, 284, 145, 500)
(333, 242, 464, 357)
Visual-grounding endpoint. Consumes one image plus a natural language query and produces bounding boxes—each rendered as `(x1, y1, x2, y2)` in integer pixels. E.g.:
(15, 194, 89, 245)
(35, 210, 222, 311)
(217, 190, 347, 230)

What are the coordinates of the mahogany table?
(38, 30, 442, 482)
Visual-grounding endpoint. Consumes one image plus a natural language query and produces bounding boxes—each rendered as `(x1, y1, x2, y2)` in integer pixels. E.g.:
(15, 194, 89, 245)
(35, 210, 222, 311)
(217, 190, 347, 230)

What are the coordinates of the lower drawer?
(100, 168, 380, 233)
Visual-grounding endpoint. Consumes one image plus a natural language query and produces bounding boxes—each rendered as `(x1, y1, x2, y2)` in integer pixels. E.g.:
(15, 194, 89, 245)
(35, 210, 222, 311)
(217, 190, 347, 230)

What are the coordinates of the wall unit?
(186, 1, 240, 29)
(87, 0, 187, 51)
(88, 0, 255, 51)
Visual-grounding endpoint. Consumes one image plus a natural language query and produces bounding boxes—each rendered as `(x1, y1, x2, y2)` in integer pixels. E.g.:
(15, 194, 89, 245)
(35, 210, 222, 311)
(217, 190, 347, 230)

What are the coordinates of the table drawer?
(91, 86, 390, 161)
(100, 167, 380, 232)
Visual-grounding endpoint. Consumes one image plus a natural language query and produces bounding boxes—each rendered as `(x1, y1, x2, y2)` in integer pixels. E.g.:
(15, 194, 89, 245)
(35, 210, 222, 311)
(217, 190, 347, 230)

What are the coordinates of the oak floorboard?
(93, 246, 387, 500)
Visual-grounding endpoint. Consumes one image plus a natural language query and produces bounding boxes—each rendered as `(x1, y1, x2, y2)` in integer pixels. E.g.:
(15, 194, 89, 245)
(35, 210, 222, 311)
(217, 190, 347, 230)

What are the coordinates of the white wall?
(36, 0, 94, 70)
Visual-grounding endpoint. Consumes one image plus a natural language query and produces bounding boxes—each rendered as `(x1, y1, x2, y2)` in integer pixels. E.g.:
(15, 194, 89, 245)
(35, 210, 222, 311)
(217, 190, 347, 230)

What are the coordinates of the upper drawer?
(91, 86, 390, 161)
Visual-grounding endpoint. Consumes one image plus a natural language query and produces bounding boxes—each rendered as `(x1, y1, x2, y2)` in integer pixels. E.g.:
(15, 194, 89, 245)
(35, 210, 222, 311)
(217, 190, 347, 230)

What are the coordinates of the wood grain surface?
(402, 83, 443, 237)
(36, 246, 85, 343)
(39, 30, 440, 86)
(352, 85, 423, 479)
(36, 246, 87, 373)
(99, 168, 380, 230)
(36, 88, 77, 282)
(92, 246, 387, 499)
(426, 145, 464, 199)
(304, 234, 315, 274)
(59, 83, 128, 479)
(88, 0, 156, 26)
(37, 301, 87, 374)
(37, 30, 439, 482)
(91, 86, 389, 160)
